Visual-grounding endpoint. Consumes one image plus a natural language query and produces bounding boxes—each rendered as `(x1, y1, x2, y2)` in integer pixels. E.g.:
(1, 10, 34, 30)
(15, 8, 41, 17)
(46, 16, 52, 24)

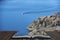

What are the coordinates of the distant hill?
(27, 12, 60, 36)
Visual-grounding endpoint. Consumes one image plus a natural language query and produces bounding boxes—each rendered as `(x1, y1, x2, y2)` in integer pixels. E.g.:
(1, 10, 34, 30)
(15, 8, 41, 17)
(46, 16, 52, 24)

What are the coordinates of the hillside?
(27, 12, 60, 36)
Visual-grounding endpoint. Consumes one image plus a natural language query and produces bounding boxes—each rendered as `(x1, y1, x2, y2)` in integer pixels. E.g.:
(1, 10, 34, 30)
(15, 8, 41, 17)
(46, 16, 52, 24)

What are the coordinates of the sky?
(0, 0, 60, 35)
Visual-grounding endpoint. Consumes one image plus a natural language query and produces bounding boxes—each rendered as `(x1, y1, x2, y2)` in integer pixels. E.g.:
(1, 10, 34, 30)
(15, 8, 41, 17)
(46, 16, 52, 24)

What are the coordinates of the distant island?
(27, 12, 60, 36)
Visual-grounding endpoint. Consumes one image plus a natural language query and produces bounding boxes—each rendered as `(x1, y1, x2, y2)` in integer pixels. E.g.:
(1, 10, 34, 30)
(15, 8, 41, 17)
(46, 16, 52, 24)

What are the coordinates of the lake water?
(0, 0, 60, 36)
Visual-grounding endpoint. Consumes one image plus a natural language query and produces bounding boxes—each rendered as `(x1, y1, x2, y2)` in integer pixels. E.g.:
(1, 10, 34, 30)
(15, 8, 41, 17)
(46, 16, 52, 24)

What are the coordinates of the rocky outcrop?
(27, 12, 60, 36)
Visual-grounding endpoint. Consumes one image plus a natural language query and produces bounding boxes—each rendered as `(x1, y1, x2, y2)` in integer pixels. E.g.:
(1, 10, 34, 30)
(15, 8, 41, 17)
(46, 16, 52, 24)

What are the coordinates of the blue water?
(0, 0, 60, 36)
